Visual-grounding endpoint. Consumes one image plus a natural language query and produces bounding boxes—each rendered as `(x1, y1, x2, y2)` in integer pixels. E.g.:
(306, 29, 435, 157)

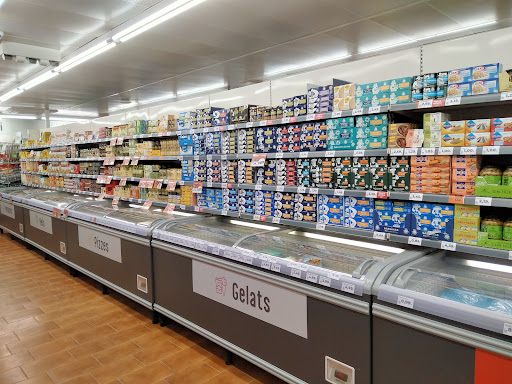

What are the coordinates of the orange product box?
(410, 185, 451, 194)
(410, 156, 451, 167)
(451, 155, 481, 168)
(410, 167, 451, 175)
(451, 181, 476, 196)
(465, 132, 491, 147)
(452, 167, 479, 182)
(410, 179, 449, 186)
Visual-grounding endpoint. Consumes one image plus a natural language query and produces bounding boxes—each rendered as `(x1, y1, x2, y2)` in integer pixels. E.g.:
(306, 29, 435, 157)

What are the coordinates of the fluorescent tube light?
(22, 70, 59, 90)
(113, 0, 208, 43)
(464, 260, 512, 274)
(416, 20, 497, 41)
(139, 94, 176, 105)
(229, 220, 279, 231)
(54, 110, 99, 117)
(177, 83, 227, 97)
(49, 117, 90, 123)
(109, 101, 138, 112)
(359, 40, 416, 54)
(266, 54, 352, 77)
(291, 231, 404, 254)
(0, 114, 37, 120)
(0, 88, 24, 103)
(57, 41, 115, 73)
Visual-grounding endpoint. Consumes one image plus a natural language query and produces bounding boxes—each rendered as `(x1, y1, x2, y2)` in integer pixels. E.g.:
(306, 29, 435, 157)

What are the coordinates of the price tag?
(439, 147, 454, 155)
(316, 223, 326, 231)
(475, 197, 492, 206)
(299, 152, 309, 158)
(275, 152, 284, 159)
(315, 113, 324, 120)
(259, 120, 267, 126)
(253, 214, 261, 221)
(461, 147, 477, 155)
(501, 92, 512, 101)
(281, 117, 290, 124)
(331, 111, 342, 118)
(261, 260, 271, 270)
(180, 204, 186, 210)
(97, 193, 106, 201)
(341, 282, 356, 294)
(166, 180, 177, 191)
(509, 251, 512, 261)
(352, 108, 363, 116)
(306, 114, 315, 121)
(409, 193, 423, 201)
(291, 269, 302, 279)
(448, 195, 465, 204)
(297, 186, 306, 193)
(420, 148, 436, 156)
(131, 157, 139, 165)
(154, 179, 164, 189)
(334, 189, 345, 196)
(445, 96, 461, 106)
(202, 128, 209, 133)
(417, 99, 433, 109)
(106, 176, 113, 184)
(251, 153, 267, 167)
(408, 237, 422, 246)
(441, 241, 457, 251)
(272, 217, 281, 224)
(194, 206, 200, 212)
(246, 122, 253, 128)
(116, 137, 124, 145)
(353, 149, 365, 157)
(52, 208, 61, 218)
(483, 146, 500, 155)
(221, 209, 228, 216)
(121, 157, 130, 166)
(255, 184, 263, 191)
(325, 150, 335, 157)
(206, 154, 212, 161)
(112, 196, 120, 206)
(404, 148, 418, 156)
(389, 148, 404, 156)
(373, 231, 387, 240)
(306, 273, 318, 283)
(110, 138, 117, 146)
(309, 188, 319, 194)
(271, 263, 281, 272)
(365, 191, 378, 198)
(366, 106, 381, 114)
(397, 296, 414, 309)
(504, 323, 512, 336)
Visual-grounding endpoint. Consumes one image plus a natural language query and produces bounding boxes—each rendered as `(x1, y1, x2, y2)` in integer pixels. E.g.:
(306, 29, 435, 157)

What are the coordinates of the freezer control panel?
(325, 356, 354, 384)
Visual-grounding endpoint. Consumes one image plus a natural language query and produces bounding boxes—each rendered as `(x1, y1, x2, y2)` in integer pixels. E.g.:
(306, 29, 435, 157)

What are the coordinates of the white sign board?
(192, 260, 308, 338)
(29, 211, 53, 234)
(78, 226, 122, 263)
(0, 202, 15, 219)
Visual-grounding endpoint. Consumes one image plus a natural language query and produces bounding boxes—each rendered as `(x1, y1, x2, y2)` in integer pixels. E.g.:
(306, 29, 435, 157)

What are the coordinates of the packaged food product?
(410, 155, 451, 167)
(491, 130, 512, 146)
(447, 82, 472, 97)
(490, 117, 512, 132)
(405, 129, 424, 148)
(441, 133, 465, 147)
(465, 119, 490, 133)
(451, 155, 481, 168)
(452, 167, 479, 182)
(479, 166, 502, 185)
(453, 229, 478, 245)
(465, 132, 491, 147)
(448, 68, 472, 84)
(454, 204, 480, 218)
(503, 166, 512, 186)
(471, 64, 502, 81)
(451, 181, 475, 196)
(442, 121, 466, 134)
(504, 219, 512, 241)
(481, 216, 503, 240)
(472, 80, 499, 95)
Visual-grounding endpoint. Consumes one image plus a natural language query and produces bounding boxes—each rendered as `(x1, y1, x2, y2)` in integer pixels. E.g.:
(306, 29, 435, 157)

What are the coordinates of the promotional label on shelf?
(192, 181, 203, 194)
(131, 157, 139, 165)
(251, 153, 267, 167)
(29, 211, 53, 234)
(164, 203, 176, 215)
(119, 177, 127, 186)
(122, 158, 130, 165)
(142, 201, 152, 210)
(112, 196, 120, 206)
(192, 260, 308, 338)
(166, 180, 177, 191)
(0, 202, 15, 219)
(109, 138, 117, 146)
(116, 137, 124, 145)
(78, 226, 122, 263)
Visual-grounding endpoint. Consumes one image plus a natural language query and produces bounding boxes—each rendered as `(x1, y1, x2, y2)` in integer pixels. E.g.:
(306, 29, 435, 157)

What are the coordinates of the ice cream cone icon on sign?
(215, 277, 227, 295)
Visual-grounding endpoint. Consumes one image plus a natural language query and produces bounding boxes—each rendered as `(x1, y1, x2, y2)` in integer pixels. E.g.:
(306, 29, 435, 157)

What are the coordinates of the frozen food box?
(471, 63, 502, 81)
(471, 79, 499, 95)
(448, 68, 473, 84)
(447, 82, 472, 97)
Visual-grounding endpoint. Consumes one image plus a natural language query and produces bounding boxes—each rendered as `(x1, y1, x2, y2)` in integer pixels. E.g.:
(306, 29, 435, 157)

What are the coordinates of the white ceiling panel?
(427, 0, 512, 26)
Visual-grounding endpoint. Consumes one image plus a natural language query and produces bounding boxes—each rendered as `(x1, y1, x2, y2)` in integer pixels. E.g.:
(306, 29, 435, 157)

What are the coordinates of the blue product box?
(431, 204, 454, 217)
(294, 94, 307, 107)
(308, 85, 333, 101)
(344, 217, 373, 230)
(179, 145, 193, 156)
(412, 203, 432, 216)
(375, 200, 394, 210)
(393, 201, 412, 213)
(471, 80, 499, 95)
(447, 82, 472, 97)
(472, 63, 502, 81)
(448, 68, 473, 84)
(344, 206, 374, 219)
(318, 204, 343, 215)
(345, 196, 374, 208)
(282, 98, 294, 110)
(318, 214, 343, 226)
(318, 195, 343, 205)
(178, 135, 193, 146)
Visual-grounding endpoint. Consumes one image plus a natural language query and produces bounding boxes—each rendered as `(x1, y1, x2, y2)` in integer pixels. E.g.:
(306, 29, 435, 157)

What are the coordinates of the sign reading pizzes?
(192, 261, 308, 338)
(0, 202, 15, 219)
(29, 211, 52, 234)
(78, 226, 122, 263)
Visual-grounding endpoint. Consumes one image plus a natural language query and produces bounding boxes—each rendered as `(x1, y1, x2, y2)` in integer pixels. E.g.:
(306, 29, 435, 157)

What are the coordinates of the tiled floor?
(0, 234, 286, 384)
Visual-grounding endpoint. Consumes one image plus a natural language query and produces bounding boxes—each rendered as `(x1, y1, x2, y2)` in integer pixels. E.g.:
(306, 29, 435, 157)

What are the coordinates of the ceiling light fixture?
(177, 83, 227, 97)
(57, 41, 116, 73)
(139, 94, 176, 105)
(109, 101, 138, 112)
(113, 0, 208, 43)
(54, 110, 99, 117)
(0, 114, 37, 120)
(265, 54, 353, 77)
(22, 70, 59, 90)
(0, 88, 24, 103)
(48, 117, 90, 123)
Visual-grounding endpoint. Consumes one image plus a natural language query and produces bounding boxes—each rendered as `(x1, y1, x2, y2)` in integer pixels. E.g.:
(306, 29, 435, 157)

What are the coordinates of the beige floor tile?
(107, 324, 152, 345)
(161, 345, 212, 372)
(0, 351, 34, 373)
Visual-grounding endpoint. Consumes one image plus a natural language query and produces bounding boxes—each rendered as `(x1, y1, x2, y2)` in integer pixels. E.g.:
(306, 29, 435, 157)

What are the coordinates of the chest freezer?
(373, 252, 512, 384)
(151, 219, 428, 384)
(0, 186, 45, 238)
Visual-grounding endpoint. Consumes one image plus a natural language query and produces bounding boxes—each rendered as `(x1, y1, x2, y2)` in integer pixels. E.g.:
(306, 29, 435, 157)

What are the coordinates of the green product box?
(390, 89, 412, 104)
(354, 125, 388, 139)
(328, 139, 357, 151)
(356, 136, 388, 150)
(475, 176, 512, 198)
(353, 167, 371, 190)
(355, 92, 390, 109)
(389, 77, 412, 92)
(477, 232, 512, 250)
(355, 114, 388, 128)
(333, 171, 354, 189)
(326, 117, 355, 130)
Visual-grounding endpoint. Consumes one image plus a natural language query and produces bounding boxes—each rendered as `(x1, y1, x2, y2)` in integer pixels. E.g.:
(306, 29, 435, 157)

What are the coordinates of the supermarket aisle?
(0, 234, 285, 384)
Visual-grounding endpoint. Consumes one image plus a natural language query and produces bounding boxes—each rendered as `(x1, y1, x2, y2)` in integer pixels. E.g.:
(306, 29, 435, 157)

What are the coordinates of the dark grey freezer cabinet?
(151, 217, 427, 384)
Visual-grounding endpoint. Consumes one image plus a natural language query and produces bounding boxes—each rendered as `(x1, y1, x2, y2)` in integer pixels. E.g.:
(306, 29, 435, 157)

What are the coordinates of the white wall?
(1, 119, 45, 143)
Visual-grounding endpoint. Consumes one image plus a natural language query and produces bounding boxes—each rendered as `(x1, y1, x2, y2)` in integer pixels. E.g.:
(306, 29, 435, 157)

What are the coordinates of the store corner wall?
(1, 119, 45, 143)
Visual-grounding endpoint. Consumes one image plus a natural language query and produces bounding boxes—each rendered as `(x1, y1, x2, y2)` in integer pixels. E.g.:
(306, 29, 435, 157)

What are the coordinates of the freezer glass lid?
(157, 217, 279, 247)
(237, 230, 406, 276)
(3, 187, 47, 198)
(104, 202, 186, 227)
(394, 256, 512, 316)
(27, 191, 95, 208)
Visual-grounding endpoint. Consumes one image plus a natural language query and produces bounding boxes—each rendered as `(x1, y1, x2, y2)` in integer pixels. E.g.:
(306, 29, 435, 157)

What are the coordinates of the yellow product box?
(465, 132, 491, 147)
(465, 119, 490, 133)
(499, 71, 512, 92)
(441, 133, 465, 147)
(441, 120, 466, 135)
(454, 216, 480, 231)
(454, 204, 480, 218)
(453, 229, 479, 245)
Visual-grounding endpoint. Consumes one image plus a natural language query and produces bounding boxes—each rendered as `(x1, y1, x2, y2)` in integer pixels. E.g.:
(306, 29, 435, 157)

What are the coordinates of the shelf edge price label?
(299, 151, 309, 158)
(166, 180, 177, 191)
(404, 148, 418, 156)
(331, 111, 342, 118)
(112, 196, 120, 206)
(290, 269, 302, 279)
(341, 282, 356, 294)
(275, 152, 284, 159)
(246, 122, 253, 128)
(408, 236, 422, 246)
(306, 114, 315, 121)
(281, 117, 290, 124)
(365, 191, 378, 198)
(255, 184, 262, 190)
(154, 179, 164, 189)
(352, 108, 364, 116)
(306, 273, 318, 284)
(131, 157, 139, 165)
(409, 192, 423, 201)
(509, 251, 512, 261)
(461, 147, 477, 155)
(276, 186, 284, 192)
(319, 276, 331, 287)
(475, 196, 492, 206)
(353, 149, 365, 157)
(417, 99, 433, 108)
(253, 214, 261, 221)
(445, 96, 461, 106)
(272, 217, 281, 224)
(297, 186, 306, 193)
(221, 209, 228, 216)
(397, 296, 414, 309)
(483, 146, 500, 155)
(52, 208, 61, 218)
(251, 153, 267, 167)
(334, 189, 345, 196)
(259, 120, 267, 126)
(309, 187, 319, 194)
(325, 150, 335, 157)
(503, 323, 512, 337)
(368, 106, 381, 114)
(448, 195, 464, 204)
(439, 147, 454, 155)
(315, 223, 326, 231)
(441, 241, 457, 251)
(501, 91, 512, 101)
(97, 193, 106, 201)
(420, 148, 436, 156)
(110, 138, 117, 146)
(373, 231, 387, 240)
(390, 148, 404, 156)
